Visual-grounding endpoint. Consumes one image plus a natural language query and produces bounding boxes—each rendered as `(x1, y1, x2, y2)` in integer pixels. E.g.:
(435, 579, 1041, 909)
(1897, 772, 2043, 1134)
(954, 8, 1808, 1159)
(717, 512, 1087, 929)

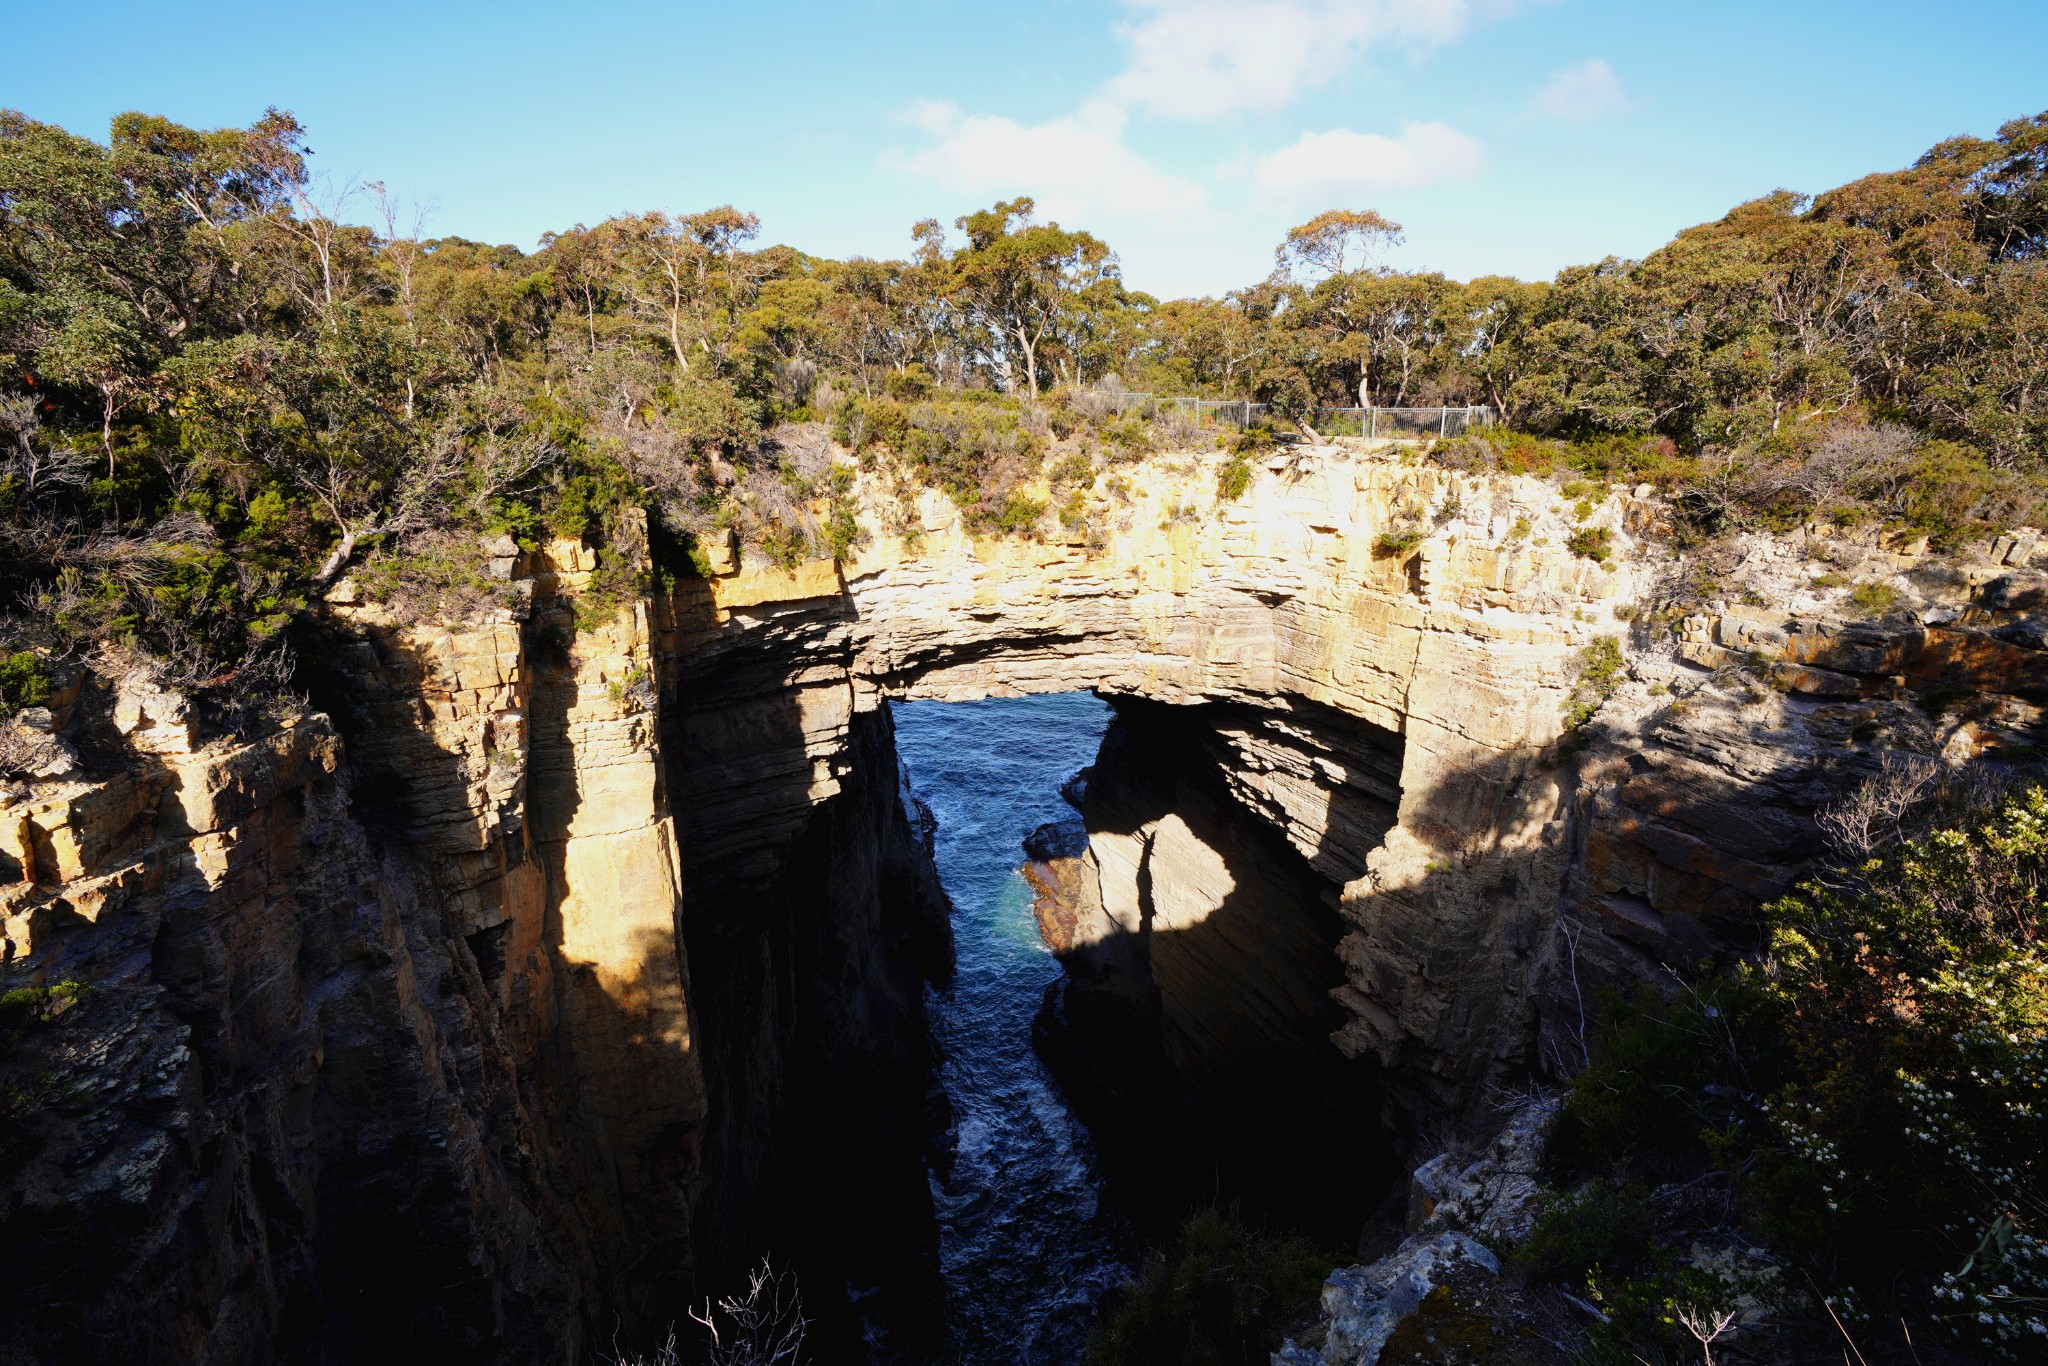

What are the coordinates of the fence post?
(1368, 408, 1376, 439)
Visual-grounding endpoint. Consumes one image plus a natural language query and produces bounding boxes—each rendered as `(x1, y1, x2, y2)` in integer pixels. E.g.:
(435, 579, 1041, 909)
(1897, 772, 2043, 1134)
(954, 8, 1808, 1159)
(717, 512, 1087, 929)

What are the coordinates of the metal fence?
(1103, 393, 1495, 439)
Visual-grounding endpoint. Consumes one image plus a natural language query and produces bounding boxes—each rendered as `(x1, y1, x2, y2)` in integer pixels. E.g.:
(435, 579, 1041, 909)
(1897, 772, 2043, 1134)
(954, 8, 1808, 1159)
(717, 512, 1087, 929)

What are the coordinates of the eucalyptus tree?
(944, 198, 1117, 399)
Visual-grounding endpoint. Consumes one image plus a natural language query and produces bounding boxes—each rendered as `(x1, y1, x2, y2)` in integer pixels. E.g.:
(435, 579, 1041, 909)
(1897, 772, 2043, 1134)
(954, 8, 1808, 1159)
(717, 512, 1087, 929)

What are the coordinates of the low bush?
(355, 534, 520, 625)
(1561, 636, 1625, 729)
(1231, 422, 1280, 456)
(1546, 785, 2048, 1361)
(976, 490, 1047, 538)
(819, 465, 864, 562)
(1086, 1206, 1336, 1366)
(1846, 581, 1900, 617)
(1566, 526, 1613, 562)
(1048, 452, 1095, 489)
(574, 549, 651, 628)
(1515, 1177, 1655, 1283)
(1428, 435, 1497, 473)
(1217, 455, 1253, 502)
(1373, 523, 1426, 558)
(0, 652, 49, 719)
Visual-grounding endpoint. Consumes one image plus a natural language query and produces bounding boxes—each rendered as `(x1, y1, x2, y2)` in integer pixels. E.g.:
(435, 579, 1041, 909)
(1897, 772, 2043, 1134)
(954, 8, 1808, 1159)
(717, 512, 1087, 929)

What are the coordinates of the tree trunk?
(314, 527, 359, 586)
(100, 385, 118, 521)
(1017, 325, 1039, 401)
(669, 312, 690, 377)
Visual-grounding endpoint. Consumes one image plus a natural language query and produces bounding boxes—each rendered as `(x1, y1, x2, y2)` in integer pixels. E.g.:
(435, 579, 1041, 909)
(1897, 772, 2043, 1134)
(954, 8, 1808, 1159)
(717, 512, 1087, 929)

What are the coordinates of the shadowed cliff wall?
(8, 441, 2043, 1362)
(1033, 697, 1397, 1245)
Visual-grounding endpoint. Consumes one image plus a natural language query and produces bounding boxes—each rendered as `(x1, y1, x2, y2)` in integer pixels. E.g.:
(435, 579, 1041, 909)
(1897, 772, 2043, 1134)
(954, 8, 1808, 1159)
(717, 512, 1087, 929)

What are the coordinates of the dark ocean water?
(891, 693, 1131, 1364)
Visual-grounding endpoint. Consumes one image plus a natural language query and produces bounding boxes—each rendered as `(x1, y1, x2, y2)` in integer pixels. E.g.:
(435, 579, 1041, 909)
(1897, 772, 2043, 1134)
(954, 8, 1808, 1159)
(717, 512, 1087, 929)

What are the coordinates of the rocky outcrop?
(1035, 697, 1392, 1238)
(1275, 1098, 1557, 1366)
(0, 531, 951, 1363)
(685, 443, 2046, 1163)
(6, 435, 2039, 1362)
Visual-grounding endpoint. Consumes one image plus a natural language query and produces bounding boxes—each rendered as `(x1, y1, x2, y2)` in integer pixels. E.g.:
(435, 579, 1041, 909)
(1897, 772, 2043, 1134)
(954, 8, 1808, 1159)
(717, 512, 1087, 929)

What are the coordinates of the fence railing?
(1102, 393, 1495, 439)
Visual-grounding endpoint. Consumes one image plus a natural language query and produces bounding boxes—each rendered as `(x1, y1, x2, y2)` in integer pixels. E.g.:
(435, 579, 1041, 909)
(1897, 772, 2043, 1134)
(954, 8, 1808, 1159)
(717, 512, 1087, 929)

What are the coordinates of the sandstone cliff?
(0, 534, 952, 1362)
(3, 435, 2038, 1361)
(691, 440, 2045, 1165)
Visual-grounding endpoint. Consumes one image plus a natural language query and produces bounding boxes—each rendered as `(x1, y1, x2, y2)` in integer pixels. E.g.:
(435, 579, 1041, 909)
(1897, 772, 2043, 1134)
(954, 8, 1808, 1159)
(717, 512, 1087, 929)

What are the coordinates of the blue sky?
(10, 1, 2046, 298)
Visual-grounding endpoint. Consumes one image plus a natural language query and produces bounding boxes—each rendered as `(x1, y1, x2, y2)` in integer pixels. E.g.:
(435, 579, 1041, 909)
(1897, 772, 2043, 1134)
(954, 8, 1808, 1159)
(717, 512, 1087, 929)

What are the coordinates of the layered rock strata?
(697, 444, 2047, 1159)
(0, 539, 951, 1363)
(6, 436, 2042, 1363)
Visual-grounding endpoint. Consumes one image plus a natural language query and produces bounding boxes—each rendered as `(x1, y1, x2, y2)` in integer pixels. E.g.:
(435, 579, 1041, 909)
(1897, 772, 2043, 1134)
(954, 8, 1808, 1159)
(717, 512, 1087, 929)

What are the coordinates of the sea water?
(892, 693, 1130, 1363)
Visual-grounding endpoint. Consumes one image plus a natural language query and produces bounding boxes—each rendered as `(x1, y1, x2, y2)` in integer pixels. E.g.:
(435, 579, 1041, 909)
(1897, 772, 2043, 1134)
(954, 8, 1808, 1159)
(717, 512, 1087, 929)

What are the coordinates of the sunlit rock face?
(9, 442, 2037, 1362)
(691, 443, 2044, 1158)
(805, 448, 1673, 1157)
(0, 577, 705, 1364)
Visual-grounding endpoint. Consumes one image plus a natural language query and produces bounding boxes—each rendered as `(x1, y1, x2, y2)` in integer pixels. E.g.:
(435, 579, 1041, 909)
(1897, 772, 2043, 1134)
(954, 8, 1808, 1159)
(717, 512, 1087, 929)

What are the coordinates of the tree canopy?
(1, 104, 2045, 711)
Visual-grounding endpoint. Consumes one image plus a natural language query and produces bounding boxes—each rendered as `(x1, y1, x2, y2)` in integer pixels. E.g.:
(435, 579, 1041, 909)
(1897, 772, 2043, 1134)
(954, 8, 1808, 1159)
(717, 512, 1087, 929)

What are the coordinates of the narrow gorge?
(4, 439, 2042, 1362)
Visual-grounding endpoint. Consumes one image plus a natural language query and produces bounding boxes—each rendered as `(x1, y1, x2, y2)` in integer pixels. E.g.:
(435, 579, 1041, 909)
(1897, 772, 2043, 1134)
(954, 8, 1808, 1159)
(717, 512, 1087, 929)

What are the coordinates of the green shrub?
(1231, 422, 1280, 456)
(1846, 581, 1899, 617)
(1086, 1207, 1336, 1366)
(356, 540, 518, 625)
(1104, 415, 1155, 460)
(979, 491, 1047, 537)
(547, 471, 632, 542)
(665, 374, 762, 455)
(820, 465, 864, 562)
(1428, 435, 1497, 473)
(484, 496, 546, 551)
(0, 653, 50, 719)
(885, 364, 934, 401)
(1548, 787, 2048, 1360)
(573, 548, 651, 628)
(1565, 433, 1696, 489)
(1048, 452, 1095, 489)
(1561, 635, 1625, 729)
(1565, 526, 1612, 562)
(1489, 429, 1561, 477)
(754, 522, 809, 573)
(1217, 455, 1253, 502)
(1898, 440, 2007, 548)
(1515, 1178, 1655, 1284)
(0, 980, 90, 1032)
(1373, 524, 1426, 558)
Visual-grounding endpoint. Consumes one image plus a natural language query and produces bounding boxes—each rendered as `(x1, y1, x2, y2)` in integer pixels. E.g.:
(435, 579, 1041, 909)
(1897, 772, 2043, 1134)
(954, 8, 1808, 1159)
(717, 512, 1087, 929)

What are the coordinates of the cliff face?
(1029, 696, 1393, 1241)
(5, 439, 2038, 1361)
(722, 444, 2042, 1158)
(0, 534, 950, 1363)
(0, 554, 712, 1362)
(659, 581, 953, 1354)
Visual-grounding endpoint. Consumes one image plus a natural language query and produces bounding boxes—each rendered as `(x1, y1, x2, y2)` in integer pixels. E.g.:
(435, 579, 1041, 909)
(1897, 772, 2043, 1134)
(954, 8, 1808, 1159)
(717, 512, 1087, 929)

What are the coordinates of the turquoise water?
(891, 693, 1130, 1364)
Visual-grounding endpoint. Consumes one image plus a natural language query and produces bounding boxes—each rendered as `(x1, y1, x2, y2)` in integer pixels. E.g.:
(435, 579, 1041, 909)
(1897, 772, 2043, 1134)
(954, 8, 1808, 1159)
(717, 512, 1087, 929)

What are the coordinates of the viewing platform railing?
(1102, 394, 1496, 439)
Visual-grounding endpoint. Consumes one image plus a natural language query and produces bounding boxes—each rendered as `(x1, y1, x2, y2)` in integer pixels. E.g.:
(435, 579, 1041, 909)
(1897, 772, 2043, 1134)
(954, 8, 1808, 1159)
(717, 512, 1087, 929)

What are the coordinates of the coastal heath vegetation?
(1535, 780, 2048, 1362)
(0, 105, 2045, 726)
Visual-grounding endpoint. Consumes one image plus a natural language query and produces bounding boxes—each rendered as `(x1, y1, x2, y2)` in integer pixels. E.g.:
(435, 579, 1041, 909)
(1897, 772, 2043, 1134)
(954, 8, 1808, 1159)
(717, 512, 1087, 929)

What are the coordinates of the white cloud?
(1530, 57, 1630, 122)
(1107, 0, 1521, 122)
(1252, 121, 1484, 205)
(885, 98, 1208, 224)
